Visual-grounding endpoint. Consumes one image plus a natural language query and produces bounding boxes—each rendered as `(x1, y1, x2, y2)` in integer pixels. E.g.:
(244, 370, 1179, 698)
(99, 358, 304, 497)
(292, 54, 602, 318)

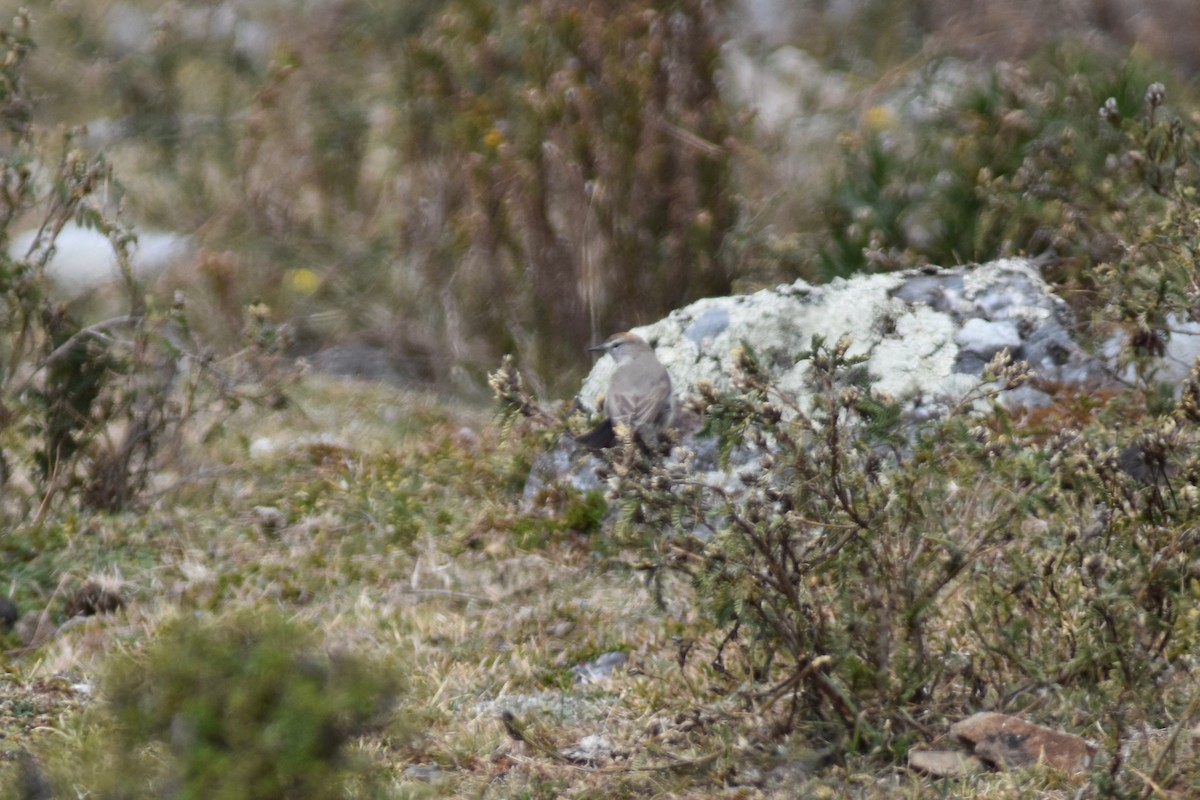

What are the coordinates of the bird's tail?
(574, 418, 615, 450)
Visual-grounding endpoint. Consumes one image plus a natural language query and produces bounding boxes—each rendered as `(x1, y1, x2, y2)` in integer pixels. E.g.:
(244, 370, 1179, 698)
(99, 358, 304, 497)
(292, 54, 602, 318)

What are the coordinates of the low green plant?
(0, 16, 156, 513)
(818, 46, 1173, 280)
(0, 13, 279, 518)
(30, 611, 400, 800)
(1088, 82, 1200, 394)
(486, 57, 1200, 783)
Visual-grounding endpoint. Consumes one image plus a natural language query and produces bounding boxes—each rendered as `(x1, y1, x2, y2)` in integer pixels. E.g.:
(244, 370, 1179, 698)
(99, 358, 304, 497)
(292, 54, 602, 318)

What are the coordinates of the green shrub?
(0, 14, 280, 517)
(818, 45, 1200, 390)
(1, 13, 168, 514)
(57, 611, 398, 799)
(486, 49, 1200, 771)
(817, 46, 1174, 280)
(508, 81, 1200, 746)
(590, 337, 1200, 764)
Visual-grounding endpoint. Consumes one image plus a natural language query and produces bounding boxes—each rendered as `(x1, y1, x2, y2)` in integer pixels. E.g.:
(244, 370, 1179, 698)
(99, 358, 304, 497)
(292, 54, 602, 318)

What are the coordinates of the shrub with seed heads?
(0, 18, 286, 518)
(502, 323, 1200, 766)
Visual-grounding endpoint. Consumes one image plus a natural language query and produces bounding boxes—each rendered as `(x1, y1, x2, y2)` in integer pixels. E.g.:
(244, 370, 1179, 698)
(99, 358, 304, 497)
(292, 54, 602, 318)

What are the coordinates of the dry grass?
(0, 377, 722, 796)
(3, 373, 1196, 798)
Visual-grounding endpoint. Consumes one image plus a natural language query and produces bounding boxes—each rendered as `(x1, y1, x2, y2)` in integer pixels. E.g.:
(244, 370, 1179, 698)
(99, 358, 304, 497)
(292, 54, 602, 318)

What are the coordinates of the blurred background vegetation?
(5, 2, 1200, 797)
(6, 0, 1200, 394)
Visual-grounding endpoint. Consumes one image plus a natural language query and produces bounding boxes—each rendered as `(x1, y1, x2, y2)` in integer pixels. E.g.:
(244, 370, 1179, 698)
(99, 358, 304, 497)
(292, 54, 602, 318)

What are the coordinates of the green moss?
(44, 611, 403, 799)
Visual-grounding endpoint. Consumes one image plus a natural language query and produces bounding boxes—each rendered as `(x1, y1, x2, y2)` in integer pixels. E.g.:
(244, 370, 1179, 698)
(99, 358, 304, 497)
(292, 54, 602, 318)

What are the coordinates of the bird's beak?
(587, 343, 607, 354)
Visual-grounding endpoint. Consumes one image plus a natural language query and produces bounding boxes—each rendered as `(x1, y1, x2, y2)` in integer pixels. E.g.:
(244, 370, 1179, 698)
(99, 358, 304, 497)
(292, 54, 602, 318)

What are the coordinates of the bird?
(575, 332, 674, 450)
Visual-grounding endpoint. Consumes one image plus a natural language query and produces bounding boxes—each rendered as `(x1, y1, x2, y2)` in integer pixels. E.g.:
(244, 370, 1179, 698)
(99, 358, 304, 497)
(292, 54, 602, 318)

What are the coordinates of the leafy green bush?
(43, 611, 399, 799)
(0, 14, 275, 516)
(818, 45, 1200, 391)
(1, 13, 166, 513)
(817, 46, 1173, 280)
(473, 35, 1200, 773)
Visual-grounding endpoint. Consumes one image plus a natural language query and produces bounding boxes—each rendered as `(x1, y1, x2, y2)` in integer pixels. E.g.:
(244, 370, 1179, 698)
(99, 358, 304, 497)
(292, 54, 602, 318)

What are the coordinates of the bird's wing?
(575, 417, 615, 450)
(607, 363, 672, 429)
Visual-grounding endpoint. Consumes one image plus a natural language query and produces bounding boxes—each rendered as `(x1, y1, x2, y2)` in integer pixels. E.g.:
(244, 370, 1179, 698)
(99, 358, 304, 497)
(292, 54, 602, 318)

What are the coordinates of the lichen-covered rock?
(526, 259, 1119, 501)
(578, 258, 1105, 420)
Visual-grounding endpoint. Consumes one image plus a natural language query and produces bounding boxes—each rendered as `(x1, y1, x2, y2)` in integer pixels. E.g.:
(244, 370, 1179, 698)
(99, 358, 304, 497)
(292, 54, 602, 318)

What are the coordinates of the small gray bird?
(576, 332, 674, 450)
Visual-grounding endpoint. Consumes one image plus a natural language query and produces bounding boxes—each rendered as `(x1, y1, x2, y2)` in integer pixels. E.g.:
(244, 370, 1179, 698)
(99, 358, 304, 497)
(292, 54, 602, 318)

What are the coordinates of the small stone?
(403, 763, 443, 782)
(1001, 385, 1052, 409)
(571, 651, 628, 684)
(908, 749, 986, 777)
(559, 733, 613, 765)
(452, 426, 482, 452)
(249, 437, 277, 460)
(728, 765, 764, 787)
(548, 619, 574, 638)
(763, 758, 819, 787)
(951, 712, 1095, 775)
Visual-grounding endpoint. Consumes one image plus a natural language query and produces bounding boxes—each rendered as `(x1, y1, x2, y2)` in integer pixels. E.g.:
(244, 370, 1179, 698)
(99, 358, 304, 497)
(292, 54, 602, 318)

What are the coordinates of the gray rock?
(0, 595, 17, 632)
(956, 318, 1021, 360)
(524, 442, 605, 503)
(1162, 313, 1200, 386)
(104, 4, 154, 54)
(252, 506, 286, 533)
(306, 344, 413, 386)
(1101, 311, 1200, 393)
(7, 224, 193, 295)
(475, 692, 614, 726)
(537, 259, 1119, 504)
(559, 733, 614, 765)
(179, 4, 274, 67)
(571, 651, 629, 685)
(403, 763, 443, 782)
(578, 259, 1106, 422)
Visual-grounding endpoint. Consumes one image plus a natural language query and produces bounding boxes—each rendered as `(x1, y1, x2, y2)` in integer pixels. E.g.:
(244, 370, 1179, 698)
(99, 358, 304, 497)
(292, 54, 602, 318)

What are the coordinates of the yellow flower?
(483, 127, 504, 149)
(863, 105, 896, 132)
(285, 267, 321, 294)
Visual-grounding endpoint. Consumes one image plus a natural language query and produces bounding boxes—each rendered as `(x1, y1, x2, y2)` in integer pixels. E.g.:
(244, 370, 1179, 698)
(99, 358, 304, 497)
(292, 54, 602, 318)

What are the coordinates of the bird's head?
(588, 332, 651, 365)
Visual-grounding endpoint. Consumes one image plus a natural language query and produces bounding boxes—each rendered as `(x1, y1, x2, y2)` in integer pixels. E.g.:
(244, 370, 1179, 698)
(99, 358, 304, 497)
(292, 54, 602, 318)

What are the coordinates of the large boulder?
(528, 259, 1114, 501)
(578, 258, 1105, 422)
